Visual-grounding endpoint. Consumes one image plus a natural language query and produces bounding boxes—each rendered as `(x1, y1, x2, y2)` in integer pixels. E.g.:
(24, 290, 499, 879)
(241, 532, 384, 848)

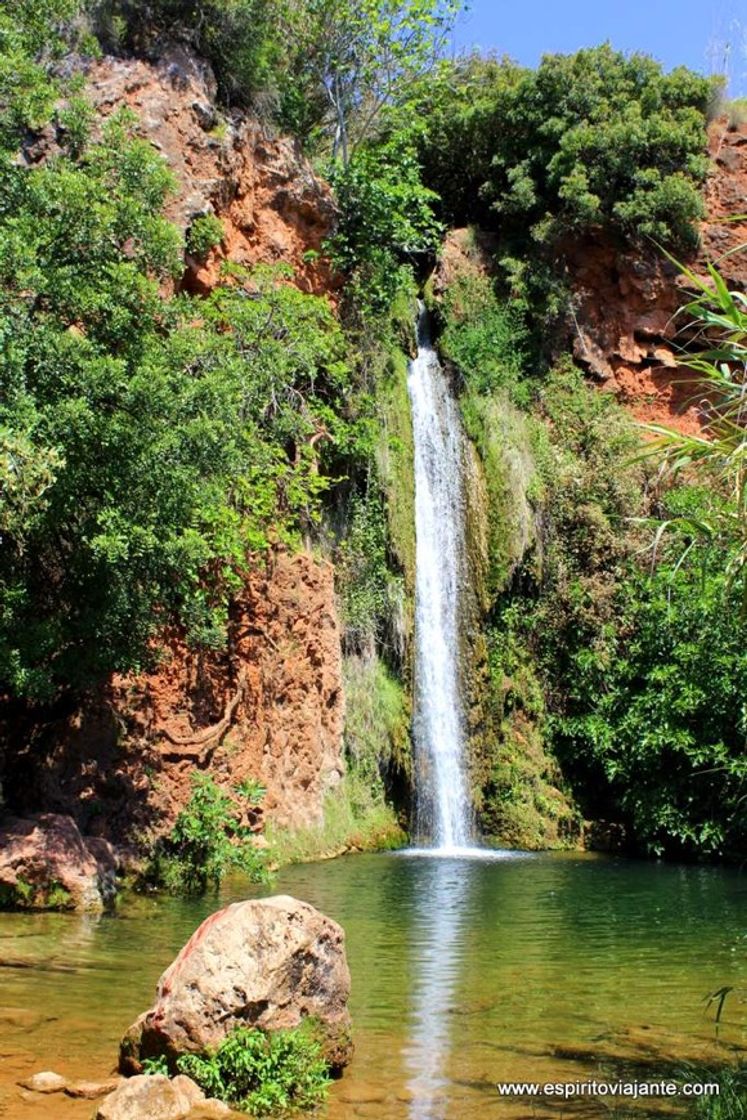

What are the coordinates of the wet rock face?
(120, 896, 353, 1074)
(0, 813, 117, 911)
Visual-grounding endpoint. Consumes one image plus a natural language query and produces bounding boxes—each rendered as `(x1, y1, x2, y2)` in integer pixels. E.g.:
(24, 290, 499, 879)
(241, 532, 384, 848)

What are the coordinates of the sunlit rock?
(119, 896, 353, 1074)
(94, 1074, 204, 1120)
(18, 1070, 67, 1093)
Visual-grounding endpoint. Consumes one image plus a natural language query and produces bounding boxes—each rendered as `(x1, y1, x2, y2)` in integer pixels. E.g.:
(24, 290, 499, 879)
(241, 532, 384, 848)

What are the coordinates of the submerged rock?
(94, 1074, 204, 1120)
(18, 1070, 67, 1093)
(120, 896, 353, 1073)
(65, 1077, 121, 1099)
(0, 813, 117, 911)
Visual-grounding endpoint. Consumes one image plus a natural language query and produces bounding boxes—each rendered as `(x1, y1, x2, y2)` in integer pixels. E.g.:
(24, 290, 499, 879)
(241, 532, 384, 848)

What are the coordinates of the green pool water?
(1, 849, 746, 1119)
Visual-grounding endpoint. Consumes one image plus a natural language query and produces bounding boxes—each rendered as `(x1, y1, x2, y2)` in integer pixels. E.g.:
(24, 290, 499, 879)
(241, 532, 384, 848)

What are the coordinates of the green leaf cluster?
(415, 45, 716, 250)
(441, 265, 747, 858)
(176, 1022, 331, 1116)
(327, 133, 442, 317)
(438, 272, 531, 403)
(510, 366, 747, 858)
(144, 773, 267, 894)
(186, 213, 224, 259)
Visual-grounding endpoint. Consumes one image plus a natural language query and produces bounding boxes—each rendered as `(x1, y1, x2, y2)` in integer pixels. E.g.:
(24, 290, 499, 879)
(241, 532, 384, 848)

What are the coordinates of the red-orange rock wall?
(5, 553, 344, 847)
(566, 119, 747, 433)
(79, 47, 339, 297)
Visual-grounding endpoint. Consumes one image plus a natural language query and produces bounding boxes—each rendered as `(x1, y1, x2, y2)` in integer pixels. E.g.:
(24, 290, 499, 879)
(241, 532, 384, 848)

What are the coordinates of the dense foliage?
(442, 270, 747, 859)
(327, 134, 442, 315)
(0, 18, 355, 700)
(1, 0, 741, 866)
(94, 0, 458, 151)
(640, 258, 747, 596)
(414, 46, 715, 248)
(143, 773, 267, 893)
(438, 272, 531, 403)
(529, 371, 747, 857)
(177, 1023, 331, 1116)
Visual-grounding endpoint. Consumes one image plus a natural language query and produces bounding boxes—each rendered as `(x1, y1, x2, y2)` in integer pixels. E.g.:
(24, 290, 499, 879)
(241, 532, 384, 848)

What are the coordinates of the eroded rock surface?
(120, 896, 353, 1074)
(434, 121, 747, 437)
(566, 118, 747, 432)
(81, 47, 338, 298)
(0, 814, 117, 911)
(2, 551, 344, 851)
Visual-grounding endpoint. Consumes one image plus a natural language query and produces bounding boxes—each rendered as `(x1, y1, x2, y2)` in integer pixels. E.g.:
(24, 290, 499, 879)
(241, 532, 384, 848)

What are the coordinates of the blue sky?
(450, 0, 747, 96)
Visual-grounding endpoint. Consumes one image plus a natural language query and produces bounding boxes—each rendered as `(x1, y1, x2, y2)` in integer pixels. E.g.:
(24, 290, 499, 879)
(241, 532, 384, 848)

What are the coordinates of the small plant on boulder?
(176, 1023, 332, 1116)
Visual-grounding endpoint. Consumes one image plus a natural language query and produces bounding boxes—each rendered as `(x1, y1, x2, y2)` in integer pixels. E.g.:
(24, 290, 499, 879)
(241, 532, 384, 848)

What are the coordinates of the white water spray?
(408, 303, 472, 850)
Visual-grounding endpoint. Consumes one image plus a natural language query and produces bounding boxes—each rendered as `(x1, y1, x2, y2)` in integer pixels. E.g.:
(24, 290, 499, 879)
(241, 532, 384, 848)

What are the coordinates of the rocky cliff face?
(567, 118, 747, 433)
(4, 553, 343, 846)
(4, 52, 346, 847)
(26, 46, 339, 298)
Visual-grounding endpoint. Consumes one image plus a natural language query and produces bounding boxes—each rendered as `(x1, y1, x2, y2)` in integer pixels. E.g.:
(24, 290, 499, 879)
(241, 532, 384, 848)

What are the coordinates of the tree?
(414, 45, 716, 248)
(286, 0, 461, 164)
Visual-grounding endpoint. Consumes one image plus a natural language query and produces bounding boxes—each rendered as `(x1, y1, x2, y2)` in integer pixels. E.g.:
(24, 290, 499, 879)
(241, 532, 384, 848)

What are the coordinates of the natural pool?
(1, 849, 746, 1119)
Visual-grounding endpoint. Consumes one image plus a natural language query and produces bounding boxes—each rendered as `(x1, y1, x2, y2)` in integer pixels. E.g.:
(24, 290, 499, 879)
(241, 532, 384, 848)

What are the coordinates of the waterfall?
(407, 303, 472, 851)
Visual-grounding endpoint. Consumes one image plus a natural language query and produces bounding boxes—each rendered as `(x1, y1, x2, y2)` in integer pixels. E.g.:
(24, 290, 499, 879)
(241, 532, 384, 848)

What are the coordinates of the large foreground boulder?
(0, 813, 117, 911)
(120, 896, 353, 1073)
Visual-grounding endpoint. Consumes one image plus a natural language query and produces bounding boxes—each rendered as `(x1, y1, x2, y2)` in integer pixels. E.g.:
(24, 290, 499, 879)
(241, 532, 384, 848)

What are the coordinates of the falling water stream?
(3, 309, 741, 1120)
(407, 304, 473, 851)
(405, 305, 523, 1119)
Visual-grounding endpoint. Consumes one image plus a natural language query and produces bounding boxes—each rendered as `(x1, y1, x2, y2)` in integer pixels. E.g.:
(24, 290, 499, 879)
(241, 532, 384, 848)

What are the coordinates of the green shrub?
(141, 1055, 170, 1076)
(335, 492, 402, 650)
(490, 362, 747, 859)
(92, 0, 283, 108)
(415, 46, 715, 250)
(176, 1023, 331, 1116)
(727, 98, 747, 129)
(327, 135, 442, 317)
(688, 1064, 747, 1119)
(186, 213, 224, 259)
(144, 773, 267, 894)
(439, 275, 530, 403)
(0, 876, 73, 910)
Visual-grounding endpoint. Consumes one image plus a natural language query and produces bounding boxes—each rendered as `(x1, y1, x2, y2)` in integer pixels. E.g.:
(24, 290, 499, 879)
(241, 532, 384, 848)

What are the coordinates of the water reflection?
(405, 855, 473, 1120)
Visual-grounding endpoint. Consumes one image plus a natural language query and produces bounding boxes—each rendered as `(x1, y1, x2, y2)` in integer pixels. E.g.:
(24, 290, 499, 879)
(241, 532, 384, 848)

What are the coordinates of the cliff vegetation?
(1, 0, 746, 873)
